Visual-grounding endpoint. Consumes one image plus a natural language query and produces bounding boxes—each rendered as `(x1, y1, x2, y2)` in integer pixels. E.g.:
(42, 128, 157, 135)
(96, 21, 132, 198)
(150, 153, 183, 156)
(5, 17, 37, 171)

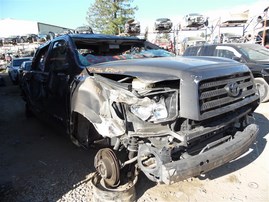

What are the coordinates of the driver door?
(43, 39, 71, 128)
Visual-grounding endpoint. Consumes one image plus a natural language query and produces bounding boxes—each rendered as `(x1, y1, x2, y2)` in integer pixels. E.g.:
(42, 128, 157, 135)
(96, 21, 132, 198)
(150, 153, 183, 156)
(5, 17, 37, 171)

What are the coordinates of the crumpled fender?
(71, 76, 126, 138)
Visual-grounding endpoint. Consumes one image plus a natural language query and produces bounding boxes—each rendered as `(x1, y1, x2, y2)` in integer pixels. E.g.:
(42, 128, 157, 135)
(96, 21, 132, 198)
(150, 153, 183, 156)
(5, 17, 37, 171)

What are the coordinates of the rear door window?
(32, 44, 49, 71)
(214, 46, 241, 59)
(184, 46, 199, 56)
(199, 46, 215, 56)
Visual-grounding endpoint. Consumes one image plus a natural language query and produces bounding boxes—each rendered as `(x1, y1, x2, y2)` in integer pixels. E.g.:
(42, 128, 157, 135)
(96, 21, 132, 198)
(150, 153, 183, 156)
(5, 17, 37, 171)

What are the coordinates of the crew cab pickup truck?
(183, 43, 269, 102)
(20, 34, 260, 188)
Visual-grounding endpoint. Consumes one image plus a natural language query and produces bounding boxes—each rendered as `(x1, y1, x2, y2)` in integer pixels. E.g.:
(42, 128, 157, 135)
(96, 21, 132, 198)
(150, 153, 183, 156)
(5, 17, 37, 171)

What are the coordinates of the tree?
(86, 0, 137, 35)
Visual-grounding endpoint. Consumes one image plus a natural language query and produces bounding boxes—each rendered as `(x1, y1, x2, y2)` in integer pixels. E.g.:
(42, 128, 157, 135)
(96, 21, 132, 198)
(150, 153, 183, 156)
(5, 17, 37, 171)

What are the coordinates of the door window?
(46, 40, 69, 72)
(32, 45, 49, 71)
(214, 46, 241, 59)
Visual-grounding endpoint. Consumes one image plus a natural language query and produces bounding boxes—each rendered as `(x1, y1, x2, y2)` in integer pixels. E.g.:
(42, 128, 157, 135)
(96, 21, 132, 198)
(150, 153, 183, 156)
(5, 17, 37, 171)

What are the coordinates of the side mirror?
(232, 56, 242, 62)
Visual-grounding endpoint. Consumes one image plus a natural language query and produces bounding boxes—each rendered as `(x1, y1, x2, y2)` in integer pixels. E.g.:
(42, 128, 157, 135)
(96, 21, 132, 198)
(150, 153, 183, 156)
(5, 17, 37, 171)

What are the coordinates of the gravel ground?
(0, 73, 268, 202)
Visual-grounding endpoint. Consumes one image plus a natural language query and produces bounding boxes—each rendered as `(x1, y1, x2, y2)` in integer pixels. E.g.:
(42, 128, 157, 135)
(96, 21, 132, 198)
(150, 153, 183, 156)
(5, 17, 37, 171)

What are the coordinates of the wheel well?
(71, 112, 102, 147)
(254, 77, 269, 103)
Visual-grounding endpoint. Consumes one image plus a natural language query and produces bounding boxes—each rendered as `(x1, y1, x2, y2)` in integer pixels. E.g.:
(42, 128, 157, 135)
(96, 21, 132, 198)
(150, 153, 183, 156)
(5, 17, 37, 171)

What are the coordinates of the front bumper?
(139, 124, 258, 184)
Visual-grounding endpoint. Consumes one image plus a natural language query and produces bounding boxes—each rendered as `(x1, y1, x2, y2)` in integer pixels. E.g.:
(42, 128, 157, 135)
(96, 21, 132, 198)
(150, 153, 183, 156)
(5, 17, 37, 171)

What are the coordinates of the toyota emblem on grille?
(225, 82, 240, 97)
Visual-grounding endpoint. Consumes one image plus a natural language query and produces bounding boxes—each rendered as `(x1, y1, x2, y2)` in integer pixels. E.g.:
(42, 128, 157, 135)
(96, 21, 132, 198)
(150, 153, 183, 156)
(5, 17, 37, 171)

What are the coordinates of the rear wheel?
(254, 78, 269, 103)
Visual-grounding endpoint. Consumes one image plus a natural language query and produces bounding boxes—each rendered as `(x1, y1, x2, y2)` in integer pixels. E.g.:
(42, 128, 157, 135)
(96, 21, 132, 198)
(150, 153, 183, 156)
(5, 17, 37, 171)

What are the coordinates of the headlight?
(130, 97, 168, 122)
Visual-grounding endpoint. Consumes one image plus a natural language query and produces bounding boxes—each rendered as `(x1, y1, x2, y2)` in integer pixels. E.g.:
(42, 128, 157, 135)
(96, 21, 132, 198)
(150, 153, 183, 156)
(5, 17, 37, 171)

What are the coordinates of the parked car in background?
(183, 43, 269, 102)
(154, 18, 173, 32)
(124, 19, 140, 35)
(7, 57, 32, 84)
(244, 27, 269, 46)
(180, 36, 206, 53)
(3, 35, 26, 45)
(220, 33, 244, 43)
(18, 60, 32, 83)
(182, 13, 206, 28)
(3, 36, 18, 45)
(256, 28, 269, 46)
(75, 26, 93, 34)
(154, 37, 174, 52)
(20, 33, 259, 190)
(25, 34, 39, 43)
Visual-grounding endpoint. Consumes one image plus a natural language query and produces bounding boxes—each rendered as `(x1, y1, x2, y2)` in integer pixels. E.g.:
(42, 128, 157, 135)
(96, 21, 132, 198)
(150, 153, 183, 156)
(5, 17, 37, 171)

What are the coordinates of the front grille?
(199, 72, 257, 119)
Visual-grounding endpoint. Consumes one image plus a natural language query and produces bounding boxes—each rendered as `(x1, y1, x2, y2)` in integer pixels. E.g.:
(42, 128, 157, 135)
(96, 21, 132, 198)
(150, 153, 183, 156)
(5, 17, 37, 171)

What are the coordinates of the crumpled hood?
(85, 56, 253, 121)
(86, 56, 250, 83)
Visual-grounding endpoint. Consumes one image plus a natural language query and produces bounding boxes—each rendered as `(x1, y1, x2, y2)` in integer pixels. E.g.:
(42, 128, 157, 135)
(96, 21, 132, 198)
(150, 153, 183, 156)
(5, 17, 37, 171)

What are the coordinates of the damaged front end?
(71, 65, 259, 186)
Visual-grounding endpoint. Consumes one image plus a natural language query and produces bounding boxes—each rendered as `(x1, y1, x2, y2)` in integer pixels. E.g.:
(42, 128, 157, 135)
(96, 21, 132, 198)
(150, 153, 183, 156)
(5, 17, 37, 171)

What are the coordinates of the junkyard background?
(0, 71, 268, 201)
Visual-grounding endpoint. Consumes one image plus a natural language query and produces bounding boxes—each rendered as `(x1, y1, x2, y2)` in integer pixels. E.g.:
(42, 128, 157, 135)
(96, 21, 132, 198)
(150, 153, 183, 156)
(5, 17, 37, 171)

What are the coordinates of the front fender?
(71, 76, 126, 138)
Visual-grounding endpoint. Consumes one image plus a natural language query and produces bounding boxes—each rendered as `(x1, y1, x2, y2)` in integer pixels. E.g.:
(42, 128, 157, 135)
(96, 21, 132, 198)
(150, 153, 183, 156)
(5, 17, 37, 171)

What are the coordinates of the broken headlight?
(130, 97, 168, 122)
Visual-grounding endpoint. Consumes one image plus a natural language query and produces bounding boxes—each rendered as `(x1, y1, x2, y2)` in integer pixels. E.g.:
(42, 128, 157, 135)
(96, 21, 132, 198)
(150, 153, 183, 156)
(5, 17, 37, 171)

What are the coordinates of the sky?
(0, 0, 268, 30)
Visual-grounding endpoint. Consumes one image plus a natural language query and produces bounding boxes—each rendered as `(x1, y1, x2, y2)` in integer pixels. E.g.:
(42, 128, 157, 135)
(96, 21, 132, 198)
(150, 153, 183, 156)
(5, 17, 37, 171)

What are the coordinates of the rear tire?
(254, 78, 269, 103)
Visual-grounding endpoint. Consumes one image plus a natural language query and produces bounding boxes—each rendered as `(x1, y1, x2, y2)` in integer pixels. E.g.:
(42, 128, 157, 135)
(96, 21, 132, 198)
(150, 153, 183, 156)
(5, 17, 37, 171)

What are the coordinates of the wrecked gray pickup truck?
(20, 33, 260, 188)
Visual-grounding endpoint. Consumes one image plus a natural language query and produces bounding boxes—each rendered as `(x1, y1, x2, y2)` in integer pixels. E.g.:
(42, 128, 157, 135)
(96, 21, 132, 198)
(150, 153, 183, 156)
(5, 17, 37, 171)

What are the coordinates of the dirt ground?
(0, 72, 268, 202)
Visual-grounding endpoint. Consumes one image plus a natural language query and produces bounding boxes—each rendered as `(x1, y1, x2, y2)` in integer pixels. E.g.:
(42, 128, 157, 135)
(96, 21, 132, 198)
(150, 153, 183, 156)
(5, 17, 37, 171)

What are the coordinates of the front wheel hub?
(94, 148, 120, 187)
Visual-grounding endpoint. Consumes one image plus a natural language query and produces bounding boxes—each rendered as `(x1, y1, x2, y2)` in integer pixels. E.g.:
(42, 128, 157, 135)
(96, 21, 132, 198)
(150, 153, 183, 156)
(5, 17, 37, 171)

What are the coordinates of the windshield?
(238, 44, 269, 61)
(78, 49, 175, 66)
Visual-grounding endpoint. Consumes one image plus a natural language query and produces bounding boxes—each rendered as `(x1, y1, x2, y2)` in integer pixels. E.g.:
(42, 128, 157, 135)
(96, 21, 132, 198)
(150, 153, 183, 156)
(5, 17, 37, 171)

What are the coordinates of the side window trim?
(45, 39, 69, 73)
(32, 44, 50, 72)
(215, 46, 241, 58)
